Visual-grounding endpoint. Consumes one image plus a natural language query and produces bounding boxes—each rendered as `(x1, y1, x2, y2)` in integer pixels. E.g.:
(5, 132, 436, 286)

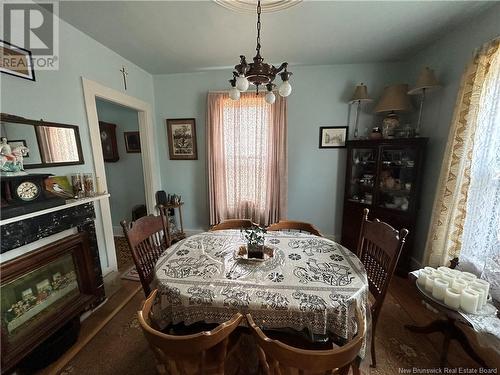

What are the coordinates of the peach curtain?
(206, 92, 287, 226)
(424, 39, 500, 267)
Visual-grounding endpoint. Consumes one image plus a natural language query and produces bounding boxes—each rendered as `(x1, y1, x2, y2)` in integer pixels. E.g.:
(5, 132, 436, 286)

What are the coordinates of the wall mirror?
(0, 113, 84, 168)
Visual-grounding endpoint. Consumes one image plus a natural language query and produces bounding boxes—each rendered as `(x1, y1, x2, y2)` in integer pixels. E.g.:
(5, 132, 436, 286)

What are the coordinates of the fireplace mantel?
(0, 194, 110, 226)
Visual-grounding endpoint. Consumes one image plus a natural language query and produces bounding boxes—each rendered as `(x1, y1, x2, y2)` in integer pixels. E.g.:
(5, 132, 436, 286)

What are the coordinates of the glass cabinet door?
(377, 147, 417, 212)
(348, 148, 377, 205)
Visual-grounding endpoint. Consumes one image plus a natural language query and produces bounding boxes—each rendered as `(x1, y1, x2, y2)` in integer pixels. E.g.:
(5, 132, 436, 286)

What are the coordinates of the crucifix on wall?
(120, 66, 128, 90)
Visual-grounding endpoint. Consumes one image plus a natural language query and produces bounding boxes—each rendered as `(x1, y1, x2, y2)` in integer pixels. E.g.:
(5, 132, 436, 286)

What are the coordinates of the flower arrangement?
(243, 225, 267, 259)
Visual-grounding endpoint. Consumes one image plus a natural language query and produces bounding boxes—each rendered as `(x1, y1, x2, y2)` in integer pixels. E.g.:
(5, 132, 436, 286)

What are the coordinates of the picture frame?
(7, 140, 29, 157)
(98, 121, 119, 162)
(319, 126, 348, 149)
(166, 118, 197, 160)
(0, 40, 35, 81)
(124, 131, 141, 153)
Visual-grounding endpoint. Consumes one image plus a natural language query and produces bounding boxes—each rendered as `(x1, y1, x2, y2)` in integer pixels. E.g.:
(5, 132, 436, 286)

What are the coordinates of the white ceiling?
(59, 1, 494, 74)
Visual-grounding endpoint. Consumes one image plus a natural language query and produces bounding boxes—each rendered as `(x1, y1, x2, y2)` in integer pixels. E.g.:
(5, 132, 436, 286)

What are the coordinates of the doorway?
(82, 78, 160, 276)
(96, 99, 146, 271)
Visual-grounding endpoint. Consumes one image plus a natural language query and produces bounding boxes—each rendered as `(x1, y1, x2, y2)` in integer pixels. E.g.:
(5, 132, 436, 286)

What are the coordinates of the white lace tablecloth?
(152, 230, 369, 347)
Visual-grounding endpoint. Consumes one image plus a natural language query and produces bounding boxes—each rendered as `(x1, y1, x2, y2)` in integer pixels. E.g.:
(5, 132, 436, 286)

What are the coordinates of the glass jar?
(83, 173, 95, 198)
(70, 174, 84, 199)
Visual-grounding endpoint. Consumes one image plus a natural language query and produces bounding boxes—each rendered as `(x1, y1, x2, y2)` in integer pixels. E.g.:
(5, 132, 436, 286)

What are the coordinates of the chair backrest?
(138, 290, 243, 375)
(356, 208, 408, 317)
(210, 219, 257, 231)
(247, 305, 365, 375)
(121, 215, 169, 296)
(267, 220, 322, 237)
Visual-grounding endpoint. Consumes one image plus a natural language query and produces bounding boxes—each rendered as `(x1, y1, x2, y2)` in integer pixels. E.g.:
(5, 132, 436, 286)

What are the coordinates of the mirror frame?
(0, 113, 85, 169)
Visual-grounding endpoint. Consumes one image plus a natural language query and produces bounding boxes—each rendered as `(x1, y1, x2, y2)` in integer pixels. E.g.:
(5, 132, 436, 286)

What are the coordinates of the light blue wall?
(153, 63, 407, 236)
(96, 100, 145, 229)
(0, 6, 156, 271)
(404, 3, 500, 266)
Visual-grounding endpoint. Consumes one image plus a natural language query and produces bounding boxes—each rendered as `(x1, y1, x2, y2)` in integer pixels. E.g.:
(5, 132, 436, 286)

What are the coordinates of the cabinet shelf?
(341, 137, 428, 276)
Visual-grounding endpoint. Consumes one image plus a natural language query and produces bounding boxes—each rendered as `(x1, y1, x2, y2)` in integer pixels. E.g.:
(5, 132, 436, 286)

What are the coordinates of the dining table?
(151, 229, 370, 355)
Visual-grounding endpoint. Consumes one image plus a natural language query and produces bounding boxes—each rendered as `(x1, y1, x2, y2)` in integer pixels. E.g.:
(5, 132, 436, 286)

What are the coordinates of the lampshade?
(408, 67, 440, 95)
(374, 84, 412, 113)
(349, 83, 372, 103)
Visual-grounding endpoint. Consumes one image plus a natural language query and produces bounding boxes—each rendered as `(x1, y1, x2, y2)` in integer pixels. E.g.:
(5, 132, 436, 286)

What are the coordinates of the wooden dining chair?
(267, 220, 323, 237)
(138, 289, 244, 375)
(210, 219, 256, 231)
(356, 208, 408, 368)
(246, 305, 365, 375)
(121, 215, 170, 296)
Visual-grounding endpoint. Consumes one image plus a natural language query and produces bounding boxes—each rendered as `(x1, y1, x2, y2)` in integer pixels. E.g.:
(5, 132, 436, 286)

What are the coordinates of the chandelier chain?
(256, 0, 261, 55)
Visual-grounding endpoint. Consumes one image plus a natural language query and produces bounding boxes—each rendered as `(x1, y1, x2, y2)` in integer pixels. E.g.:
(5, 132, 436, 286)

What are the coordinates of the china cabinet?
(341, 138, 428, 275)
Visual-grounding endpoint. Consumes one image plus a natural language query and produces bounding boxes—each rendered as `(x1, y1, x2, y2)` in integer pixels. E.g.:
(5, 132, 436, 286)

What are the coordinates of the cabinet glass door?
(348, 148, 377, 205)
(377, 147, 417, 211)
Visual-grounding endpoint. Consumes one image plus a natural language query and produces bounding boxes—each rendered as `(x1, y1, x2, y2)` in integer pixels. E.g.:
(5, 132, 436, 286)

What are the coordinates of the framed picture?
(319, 126, 348, 149)
(166, 118, 197, 160)
(0, 40, 35, 81)
(124, 131, 141, 153)
(44, 176, 73, 198)
(98, 121, 119, 162)
(7, 140, 29, 157)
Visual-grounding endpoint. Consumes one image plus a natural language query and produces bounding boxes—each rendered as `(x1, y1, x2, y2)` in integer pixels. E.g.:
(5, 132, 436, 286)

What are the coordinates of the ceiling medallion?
(228, 0, 293, 104)
(214, 0, 301, 14)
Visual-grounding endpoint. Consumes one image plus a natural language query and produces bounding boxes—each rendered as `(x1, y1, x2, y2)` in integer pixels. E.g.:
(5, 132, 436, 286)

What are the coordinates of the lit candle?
(460, 289, 480, 314)
(418, 269, 432, 288)
(444, 288, 461, 310)
(425, 274, 437, 292)
(452, 278, 468, 293)
(432, 278, 449, 301)
(468, 286, 486, 309)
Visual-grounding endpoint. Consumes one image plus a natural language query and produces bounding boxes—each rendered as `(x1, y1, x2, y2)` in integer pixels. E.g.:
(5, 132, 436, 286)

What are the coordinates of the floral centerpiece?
(243, 225, 266, 259)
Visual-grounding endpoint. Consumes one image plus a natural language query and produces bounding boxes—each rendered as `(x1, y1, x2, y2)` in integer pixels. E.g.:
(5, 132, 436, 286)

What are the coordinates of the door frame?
(82, 77, 160, 274)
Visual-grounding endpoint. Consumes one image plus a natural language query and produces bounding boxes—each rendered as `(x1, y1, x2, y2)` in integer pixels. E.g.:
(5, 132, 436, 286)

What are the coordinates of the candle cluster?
(417, 266, 490, 314)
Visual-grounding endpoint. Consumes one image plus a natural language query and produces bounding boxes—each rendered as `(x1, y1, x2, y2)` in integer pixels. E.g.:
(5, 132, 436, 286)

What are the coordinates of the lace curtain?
(207, 92, 287, 226)
(460, 46, 500, 300)
(424, 39, 500, 268)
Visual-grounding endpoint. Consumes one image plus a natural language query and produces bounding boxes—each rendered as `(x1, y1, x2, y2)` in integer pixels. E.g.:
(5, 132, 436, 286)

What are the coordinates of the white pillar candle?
(433, 269, 445, 279)
(444, 288, 461, 310)
(452, 278, 468, 293)
(460, 289, 480, 314)
(448, 269, 462, 278)
(432, 278, 449, 301)
(418, 269, 432, 288)
(468, 286, 486, 308)
(461, 272, 477, 281)
(424, 266, 435, 273)
(438, 266, 451, 274)
(442, 274, 455, 285)
(425, 274, 437, 292)
(470, 279, 490, 303)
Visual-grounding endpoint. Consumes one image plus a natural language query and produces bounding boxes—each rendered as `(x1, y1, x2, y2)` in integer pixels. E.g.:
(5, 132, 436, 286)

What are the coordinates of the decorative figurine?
(0, 137, 29, 174)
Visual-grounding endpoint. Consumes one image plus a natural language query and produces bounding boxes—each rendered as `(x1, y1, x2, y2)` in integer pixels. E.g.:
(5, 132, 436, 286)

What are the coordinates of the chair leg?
(370, 322, 377, 368)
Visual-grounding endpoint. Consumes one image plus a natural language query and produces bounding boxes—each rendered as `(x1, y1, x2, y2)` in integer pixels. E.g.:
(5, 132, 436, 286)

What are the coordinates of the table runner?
(152, 230, 369, 344)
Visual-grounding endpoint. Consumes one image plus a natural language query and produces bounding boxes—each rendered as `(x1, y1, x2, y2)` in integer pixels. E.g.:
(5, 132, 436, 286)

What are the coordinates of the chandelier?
(228, 0, 293, 104)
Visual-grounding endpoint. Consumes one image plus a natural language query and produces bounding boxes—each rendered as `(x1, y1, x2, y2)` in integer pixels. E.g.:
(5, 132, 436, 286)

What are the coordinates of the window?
(222, 96, 270, 213)
(460, 50, 500, 285)
(207, 92, 287, 225)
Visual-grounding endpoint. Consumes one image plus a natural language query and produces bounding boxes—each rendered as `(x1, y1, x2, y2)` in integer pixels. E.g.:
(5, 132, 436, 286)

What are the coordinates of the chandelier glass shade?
(228, 0, 293, 104)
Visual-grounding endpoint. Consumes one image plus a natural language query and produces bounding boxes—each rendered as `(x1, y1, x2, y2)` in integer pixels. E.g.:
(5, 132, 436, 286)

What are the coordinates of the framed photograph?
(166, 118, 197, 160)
(98, 121, 119, 162)
(124, 131, 141, 153)
(319, 126, 348, 149)
(7, 140, 29, 157)
(0, 40, 35, 81)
